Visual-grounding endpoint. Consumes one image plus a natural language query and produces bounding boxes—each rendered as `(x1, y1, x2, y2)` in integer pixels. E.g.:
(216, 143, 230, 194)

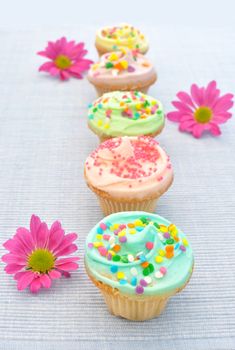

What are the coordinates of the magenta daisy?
(167, 81, 234, 138)
(37, 37, 93, 81)
(2, 215, 79, 293)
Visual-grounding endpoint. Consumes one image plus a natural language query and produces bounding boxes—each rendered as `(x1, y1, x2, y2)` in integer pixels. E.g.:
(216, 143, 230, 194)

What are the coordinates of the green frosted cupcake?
(85, 211, 194, 321)
(87, 91, 165, 142)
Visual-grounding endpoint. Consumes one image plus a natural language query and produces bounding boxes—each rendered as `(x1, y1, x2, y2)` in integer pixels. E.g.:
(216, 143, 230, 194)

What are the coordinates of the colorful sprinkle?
(155, 271, 163, 279)
(113, 255, 121, 261)
(155, 256, 163, 264)
(119, 236, 127, 243)
(110, 265, 118, 273)
(180, 245, 186, 252)
(160, 266, 167, 275)
(145, 241, 154, 250)
(131, 277, 137, 286)
(135, 285, 144, 294)
(140, 279, 148, 287)
(144, 276, 152, 284)
(117, 271, 125, 280)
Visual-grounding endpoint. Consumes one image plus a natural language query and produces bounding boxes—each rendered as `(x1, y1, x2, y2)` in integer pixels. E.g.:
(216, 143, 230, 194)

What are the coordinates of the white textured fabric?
(0, 27, 234, 350)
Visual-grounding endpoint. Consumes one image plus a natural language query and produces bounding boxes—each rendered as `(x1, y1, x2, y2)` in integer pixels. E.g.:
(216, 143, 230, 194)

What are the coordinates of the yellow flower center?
(54, 55, 72, 69)
(28, 249, 55, 273)
(194, 106, 212, 124)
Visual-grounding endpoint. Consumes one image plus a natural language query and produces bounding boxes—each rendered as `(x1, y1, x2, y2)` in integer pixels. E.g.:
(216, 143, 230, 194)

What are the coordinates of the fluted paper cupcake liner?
(97, 195, 158, 215)
(86, 268, 169, 321)
(93, 83, 153, 97)
(86, 264, 193, 321)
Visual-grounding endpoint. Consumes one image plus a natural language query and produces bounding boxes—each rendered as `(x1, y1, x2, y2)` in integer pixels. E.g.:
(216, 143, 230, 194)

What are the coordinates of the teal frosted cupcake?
(85, 212, 194, 321)
(88, 91, 165, 142)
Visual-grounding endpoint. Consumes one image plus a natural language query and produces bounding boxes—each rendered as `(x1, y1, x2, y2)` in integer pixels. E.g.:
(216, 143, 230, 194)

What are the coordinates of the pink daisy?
(167, 81, 234, 138)
(2, 215, 79, 293)
(37, 37, 93, 81)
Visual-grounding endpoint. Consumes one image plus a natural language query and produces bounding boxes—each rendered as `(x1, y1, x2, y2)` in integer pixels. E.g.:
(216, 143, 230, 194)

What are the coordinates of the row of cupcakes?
(84, 24, 193, 322)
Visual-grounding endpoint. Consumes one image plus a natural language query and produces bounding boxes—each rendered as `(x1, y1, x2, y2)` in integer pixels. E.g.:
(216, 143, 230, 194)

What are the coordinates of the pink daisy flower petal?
(213, 112, 232, 124)
(3, 239, 28, 259)
(2, 215, 79, 293)
(56, 262, 78, 272)
(167, 81, 234, 138)
(5, 263, 24, 274)
(2, 253, 26, 265)
(55, 244, 77, 258)
(37, 37, 93, 81)
(177, 91, 196, 109)
(49, 270, 61, 279)
(209, 123, 222, 136)
(59, 70, 70, 81)
(30, 215, 42, 244)
(55, 257, 80, 265)
(167, 111, 182, 122)
(40, 274, 52, 289)
(172, 100, 193, 113)
(61, 271, 71, 278)
(14, 271, 27, 281)
(17, 271, 35, 291)
(15, 227, 34, 252)
(53, 233, 77, 254)
(38, 62, 55, 72)
(30, 278, 42, 293)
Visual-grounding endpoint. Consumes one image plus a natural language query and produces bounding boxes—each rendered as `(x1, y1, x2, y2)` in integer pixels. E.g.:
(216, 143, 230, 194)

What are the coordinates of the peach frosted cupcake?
(88, 49, 157, 96)
(85, 211, 194, 321)
(95, 23, 149, 56)
(88, 91, 164, 143)
(84, 136, 173, 215)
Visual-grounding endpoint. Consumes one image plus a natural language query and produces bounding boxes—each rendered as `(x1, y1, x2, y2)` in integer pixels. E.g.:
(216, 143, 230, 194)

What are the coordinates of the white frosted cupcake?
(95, 23, 149, 56)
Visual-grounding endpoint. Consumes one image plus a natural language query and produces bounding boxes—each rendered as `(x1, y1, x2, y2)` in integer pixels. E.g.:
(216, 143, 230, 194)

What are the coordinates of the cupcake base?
(86, 264, 192, 321)
(84, 171, 173, 215)
(88, 121, 165, 144)
(97, 195, 158, 216)
(91, 73, 157, 97)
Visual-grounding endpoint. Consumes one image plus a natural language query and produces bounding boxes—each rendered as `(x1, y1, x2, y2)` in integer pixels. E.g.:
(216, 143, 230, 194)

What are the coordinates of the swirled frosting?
(88, 91, 164, 137)
(85, 136, 173, 199)
(85, 212, 194, 296)
(95, 24, 148, 54)
(88, 49, 156, 89)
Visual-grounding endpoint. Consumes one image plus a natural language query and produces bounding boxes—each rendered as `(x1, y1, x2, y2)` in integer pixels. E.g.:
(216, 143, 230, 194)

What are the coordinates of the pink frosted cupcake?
(88, 49, 157, 96)
(84, 136, 173, 215)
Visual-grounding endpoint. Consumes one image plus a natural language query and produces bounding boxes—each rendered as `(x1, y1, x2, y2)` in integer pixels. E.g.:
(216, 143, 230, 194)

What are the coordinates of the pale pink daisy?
(38, 37, 93, 81)
(2, 215, 79, 293)
(167, 81, 234, 138)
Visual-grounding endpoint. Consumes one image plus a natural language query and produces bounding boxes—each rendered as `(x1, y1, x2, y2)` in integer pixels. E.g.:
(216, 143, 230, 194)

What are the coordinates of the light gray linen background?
(0, 26, 234, 350)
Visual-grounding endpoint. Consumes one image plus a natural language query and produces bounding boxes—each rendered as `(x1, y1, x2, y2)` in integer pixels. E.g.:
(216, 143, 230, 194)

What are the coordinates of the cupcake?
(88, 49, 157, 96)
(84, 136, 173, 215)
(88, 91, 164, 142)
(85, 211, 194, 321)
(95, 23, 149, 56)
